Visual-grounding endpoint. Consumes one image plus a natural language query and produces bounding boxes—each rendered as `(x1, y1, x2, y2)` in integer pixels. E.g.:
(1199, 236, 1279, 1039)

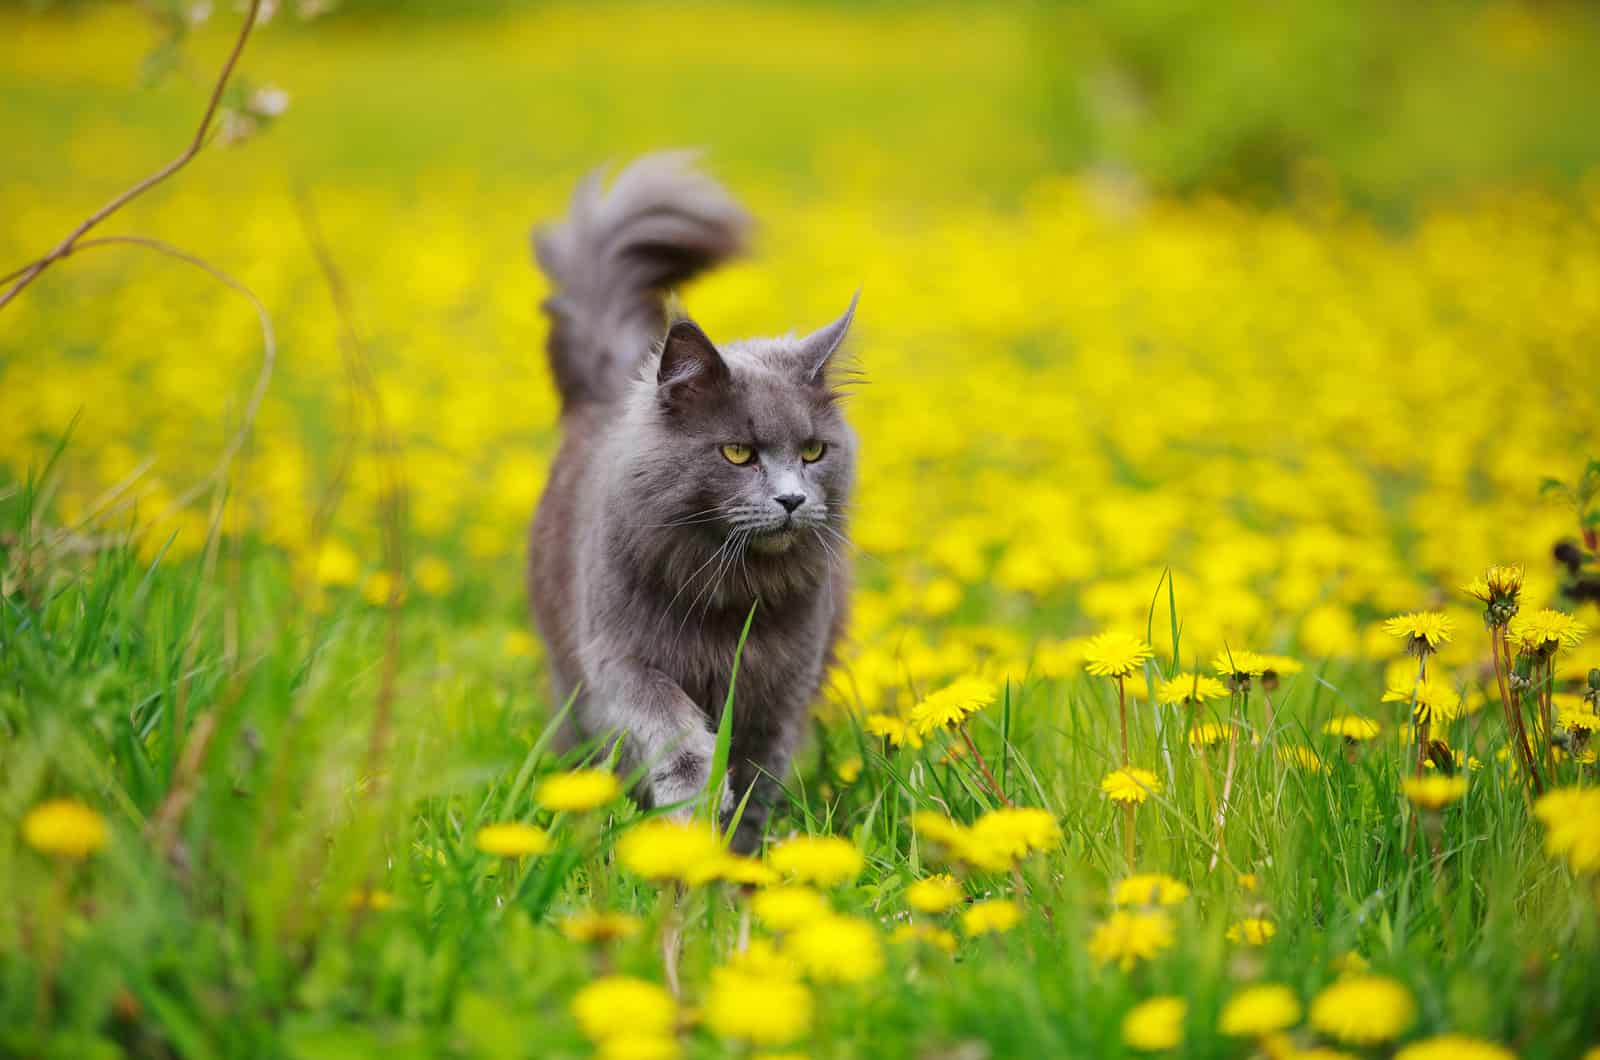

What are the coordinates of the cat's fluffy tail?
(532, 151, 750, 408)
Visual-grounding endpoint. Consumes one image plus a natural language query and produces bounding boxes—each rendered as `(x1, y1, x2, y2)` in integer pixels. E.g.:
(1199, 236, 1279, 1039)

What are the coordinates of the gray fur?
(527, 152, 857, 853)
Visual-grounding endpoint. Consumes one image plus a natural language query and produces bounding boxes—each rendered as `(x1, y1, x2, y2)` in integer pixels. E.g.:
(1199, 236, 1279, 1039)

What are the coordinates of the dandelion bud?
(1467, 566, 1524, 628)
(1588, 668, 1600, 691)
(1486, 564, 1524, 597)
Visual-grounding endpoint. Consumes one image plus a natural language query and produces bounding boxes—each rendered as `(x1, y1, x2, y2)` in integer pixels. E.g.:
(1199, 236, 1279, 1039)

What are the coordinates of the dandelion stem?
(960, 726, 1013, 807)
(1117, 675, 1129, 767)
(1492, 626, 1543, 795)
(1412, 656, 1428, 783)
(1210, 690, 1242, 871)
(1540, 656, 1556, 774)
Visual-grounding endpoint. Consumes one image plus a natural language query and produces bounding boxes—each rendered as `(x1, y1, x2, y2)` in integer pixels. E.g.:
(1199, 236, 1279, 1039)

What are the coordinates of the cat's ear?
(657, 318, 729, 408)
(796, 290, 859, 385)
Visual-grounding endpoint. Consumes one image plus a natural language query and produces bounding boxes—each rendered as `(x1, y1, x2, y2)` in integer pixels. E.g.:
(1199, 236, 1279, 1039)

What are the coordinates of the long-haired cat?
(527, 151, 857, 853)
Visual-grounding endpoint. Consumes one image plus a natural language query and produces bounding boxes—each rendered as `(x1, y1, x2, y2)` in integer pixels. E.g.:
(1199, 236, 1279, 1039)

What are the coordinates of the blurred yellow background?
(3, 1, 1599, 699)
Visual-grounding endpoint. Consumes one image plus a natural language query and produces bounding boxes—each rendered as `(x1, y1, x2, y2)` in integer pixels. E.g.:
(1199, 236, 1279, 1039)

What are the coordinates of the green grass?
(4, 458, 1597, 1057)
(4, 3, 1600, 1057)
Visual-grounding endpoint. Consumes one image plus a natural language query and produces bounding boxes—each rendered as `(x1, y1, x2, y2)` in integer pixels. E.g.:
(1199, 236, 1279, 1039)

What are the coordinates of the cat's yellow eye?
(721, 443, 755, 466)
(801, 440, 827, 463)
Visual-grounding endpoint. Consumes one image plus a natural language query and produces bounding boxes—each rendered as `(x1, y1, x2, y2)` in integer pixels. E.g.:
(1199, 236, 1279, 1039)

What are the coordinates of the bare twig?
(68, 236, 278, 516)
(0, 0, 262, 313)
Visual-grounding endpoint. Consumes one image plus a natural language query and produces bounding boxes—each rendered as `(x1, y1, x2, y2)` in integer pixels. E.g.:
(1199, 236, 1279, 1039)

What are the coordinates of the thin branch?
(0, 0, 262, 313)
(68, 236, 277, 517)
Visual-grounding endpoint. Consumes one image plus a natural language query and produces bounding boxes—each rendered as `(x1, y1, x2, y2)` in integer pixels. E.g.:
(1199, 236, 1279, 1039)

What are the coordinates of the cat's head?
(620, 295, 859, 592)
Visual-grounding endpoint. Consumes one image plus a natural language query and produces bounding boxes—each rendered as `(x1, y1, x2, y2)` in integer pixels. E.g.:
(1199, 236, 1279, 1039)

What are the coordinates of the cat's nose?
(774, 493, 805, 513)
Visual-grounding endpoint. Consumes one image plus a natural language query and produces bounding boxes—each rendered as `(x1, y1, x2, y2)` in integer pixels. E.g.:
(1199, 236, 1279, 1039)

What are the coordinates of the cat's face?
(623, 302, 857, 580)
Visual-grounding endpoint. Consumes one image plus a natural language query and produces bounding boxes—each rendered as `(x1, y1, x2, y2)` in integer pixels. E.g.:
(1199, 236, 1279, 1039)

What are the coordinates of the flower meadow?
(4, 5, 1600, 1058)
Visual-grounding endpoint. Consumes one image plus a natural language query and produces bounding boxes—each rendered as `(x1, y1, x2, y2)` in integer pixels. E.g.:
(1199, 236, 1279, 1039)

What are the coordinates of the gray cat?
(526, 152, 857, 853)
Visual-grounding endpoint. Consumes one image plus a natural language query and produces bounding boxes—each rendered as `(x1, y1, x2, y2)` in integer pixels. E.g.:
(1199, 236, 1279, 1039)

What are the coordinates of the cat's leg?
(586, 659, 731, 817)
(725, 706, 805, 854)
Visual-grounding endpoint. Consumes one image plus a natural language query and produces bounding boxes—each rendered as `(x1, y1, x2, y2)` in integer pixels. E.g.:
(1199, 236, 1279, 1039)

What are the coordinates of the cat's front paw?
(648, 733, 729, 816)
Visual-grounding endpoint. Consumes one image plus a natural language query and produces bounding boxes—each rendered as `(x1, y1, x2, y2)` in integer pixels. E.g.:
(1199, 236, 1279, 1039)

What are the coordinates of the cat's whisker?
(698, 529, 747, 624)
(660, 535, 739, 621)
(675, 532, 740, 638)
(640, 502, 743, 529)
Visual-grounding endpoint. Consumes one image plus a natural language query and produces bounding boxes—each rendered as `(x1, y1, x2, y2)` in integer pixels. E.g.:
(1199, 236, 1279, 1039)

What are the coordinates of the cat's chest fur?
(591, 536, 837, 726)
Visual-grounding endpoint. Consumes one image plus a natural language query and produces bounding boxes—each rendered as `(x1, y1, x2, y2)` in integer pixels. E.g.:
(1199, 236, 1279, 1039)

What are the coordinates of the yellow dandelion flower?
(769, 835, 864, 887)
(1463, 564, 1524, 605)
(1277, 745, 1327, 772)
(1557, 697, 1599, 733)
(1394, 1034, 1517, 1060)
(890, 922, 958, 954)
(704, 965, 812, 1044)
(413, 554, 454, 596)
(1087, 910, 1175, 970)
(560, 910, 643, 943)
(694, 853, 779, 888)
(474, 822, 550, 858)
(1534, 786, 1600, 873)
(783, 913, 884, 983)
(1115, 873, 1190, 907)
(616, 819, 722, 882)
(864, 712, 923, 749)
(908, 675, 999, 736)
(967, 806, 1062, 861)
(1226, 918, 1277, 945)
(1331, 951, 1369, 976)
(751, 885, 831, 931)
(597, 1035, 678, 1060)
(725, 938, 801, 979)
(1382, 676, 1464, 725)
(1237, 872, 1259, 892)
(1157, 672, 1231, 706)
(361, 570, 406, 607)
(1122, 996, 1185, 1051)
(1187, 721, 1231, 748)
(836, 756, 863, 783)
(536, 769, 622, 812)
(1323, 715, 1381, 741)
(1507, 609, 1588, 655)
(1213, 649, 1270, 681)
(1102, 767, 1162, 805)
(1383, 611, 1454, 654)
(906, 873, 964, 914)
(1308, 975, 1416, 1045)
(1083, 632, 1155, 678)
(1402, 774, 1468, 810)
(1219, 983, 1302, 1037)
(345, 888, 396, 911)
(571, 976, 675, 1042)
(1260, 654, 1303, 678)
(21, 799, 107, 859)
(961, 898, 1022, 935)
(313, 539, 360, 587)
(911, 810, 971, 848)
(502, 630, 539, 659)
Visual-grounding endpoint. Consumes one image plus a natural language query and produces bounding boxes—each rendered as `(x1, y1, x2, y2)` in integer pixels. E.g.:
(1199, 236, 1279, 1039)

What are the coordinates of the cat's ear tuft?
(658, 318, 729, 407)
(797, 290, 859, 385)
